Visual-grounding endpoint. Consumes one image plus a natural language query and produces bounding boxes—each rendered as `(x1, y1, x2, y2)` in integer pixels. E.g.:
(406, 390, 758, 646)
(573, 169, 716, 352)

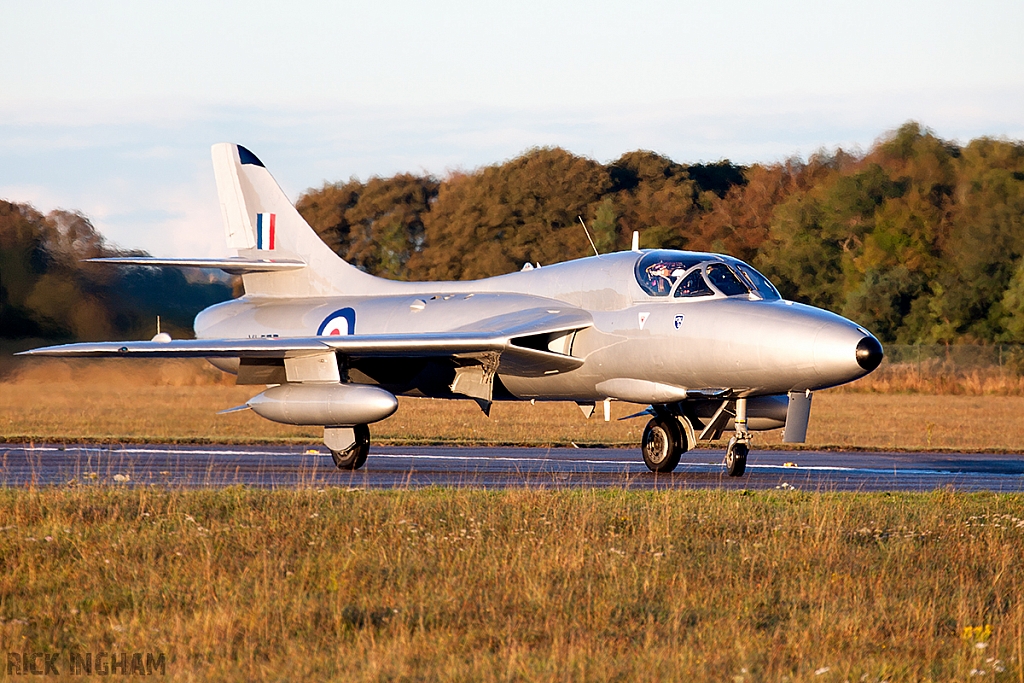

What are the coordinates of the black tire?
(330, 424, 370, 470)
(641, 417, 685, 473)
(725, 439, 748, 477)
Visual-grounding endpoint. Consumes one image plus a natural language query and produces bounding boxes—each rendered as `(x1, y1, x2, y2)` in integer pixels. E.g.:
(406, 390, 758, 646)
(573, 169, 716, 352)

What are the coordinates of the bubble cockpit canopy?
(634, 250, 781, 301)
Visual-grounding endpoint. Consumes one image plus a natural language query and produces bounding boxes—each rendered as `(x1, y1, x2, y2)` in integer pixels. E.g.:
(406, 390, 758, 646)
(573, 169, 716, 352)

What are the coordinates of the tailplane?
(211, 143, 385, 297)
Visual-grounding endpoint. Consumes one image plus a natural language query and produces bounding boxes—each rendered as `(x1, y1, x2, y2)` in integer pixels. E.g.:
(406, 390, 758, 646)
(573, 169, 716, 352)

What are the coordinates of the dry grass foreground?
(3, 359, 1024, 452)
(2, 487, 1023, 681)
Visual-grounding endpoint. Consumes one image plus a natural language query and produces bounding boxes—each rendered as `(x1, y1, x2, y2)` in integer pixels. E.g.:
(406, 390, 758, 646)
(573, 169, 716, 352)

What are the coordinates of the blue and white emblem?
(317, 308, 356, 336)
(674, 314, 685, 329)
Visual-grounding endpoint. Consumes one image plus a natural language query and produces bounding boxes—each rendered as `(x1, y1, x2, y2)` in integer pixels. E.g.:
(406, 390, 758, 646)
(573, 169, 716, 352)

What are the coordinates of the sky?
(1, 0, 1023, 257)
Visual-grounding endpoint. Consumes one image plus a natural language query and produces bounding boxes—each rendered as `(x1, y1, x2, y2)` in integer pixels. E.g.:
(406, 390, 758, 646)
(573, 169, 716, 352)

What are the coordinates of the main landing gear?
(641, 414, 687, 473)
(324, 424, 370, 470)
(639, 397, 752, 477)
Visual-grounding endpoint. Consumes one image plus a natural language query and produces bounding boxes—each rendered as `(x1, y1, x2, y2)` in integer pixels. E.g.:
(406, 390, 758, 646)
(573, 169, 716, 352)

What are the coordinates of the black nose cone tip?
(856, 337, 884, 372)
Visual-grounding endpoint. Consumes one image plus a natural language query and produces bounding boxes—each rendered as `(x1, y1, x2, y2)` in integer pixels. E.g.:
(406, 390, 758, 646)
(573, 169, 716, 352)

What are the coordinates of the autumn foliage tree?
(296, 174, 439, 280)
(295, 122, 1024, 345)
(8, 122, 1022, 346)
(0, 201, 230, 341)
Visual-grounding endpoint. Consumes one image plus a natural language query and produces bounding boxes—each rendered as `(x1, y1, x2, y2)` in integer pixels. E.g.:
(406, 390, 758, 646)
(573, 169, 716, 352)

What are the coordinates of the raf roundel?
(317, 308, 356, 336)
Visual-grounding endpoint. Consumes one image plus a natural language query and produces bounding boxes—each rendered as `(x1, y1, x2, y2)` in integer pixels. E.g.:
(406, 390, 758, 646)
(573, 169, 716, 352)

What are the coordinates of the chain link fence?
(849, 344, 1024, 394)
(883, 345, 1024, 374)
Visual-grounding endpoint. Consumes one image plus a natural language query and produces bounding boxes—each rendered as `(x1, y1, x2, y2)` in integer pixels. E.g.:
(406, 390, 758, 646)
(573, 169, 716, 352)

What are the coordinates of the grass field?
(4, 358, 1024, 681)
(2, 487, 1023, 681)
(3, 359, 1024, 452)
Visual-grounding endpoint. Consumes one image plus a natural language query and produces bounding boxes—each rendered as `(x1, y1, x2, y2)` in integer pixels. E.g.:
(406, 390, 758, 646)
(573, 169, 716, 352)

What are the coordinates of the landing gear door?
(783, 390, 813, 443)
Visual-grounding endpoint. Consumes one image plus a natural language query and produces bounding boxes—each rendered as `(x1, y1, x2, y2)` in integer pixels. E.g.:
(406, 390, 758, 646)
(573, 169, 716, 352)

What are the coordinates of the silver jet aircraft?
(22, 144, 884, 476)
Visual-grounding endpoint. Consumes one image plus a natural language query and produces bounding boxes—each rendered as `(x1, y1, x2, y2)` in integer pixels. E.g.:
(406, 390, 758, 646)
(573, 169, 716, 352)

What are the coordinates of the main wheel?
(725, 438, 748, 477)
(641, 417, 685, 473)
(330, 424, 370, 470)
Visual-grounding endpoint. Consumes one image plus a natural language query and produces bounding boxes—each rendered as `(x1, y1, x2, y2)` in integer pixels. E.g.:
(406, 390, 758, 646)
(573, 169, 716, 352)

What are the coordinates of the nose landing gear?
(725, 437, 748, 477)
(725, 397, 750, 477)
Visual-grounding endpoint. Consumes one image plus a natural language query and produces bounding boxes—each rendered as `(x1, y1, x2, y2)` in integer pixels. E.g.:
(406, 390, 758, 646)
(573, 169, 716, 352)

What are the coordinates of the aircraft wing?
(18, 307, 592, 376)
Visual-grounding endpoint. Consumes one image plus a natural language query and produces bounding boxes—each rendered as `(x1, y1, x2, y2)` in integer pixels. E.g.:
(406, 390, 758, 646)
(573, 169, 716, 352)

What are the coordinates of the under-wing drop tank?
(247, 384, 398, 426)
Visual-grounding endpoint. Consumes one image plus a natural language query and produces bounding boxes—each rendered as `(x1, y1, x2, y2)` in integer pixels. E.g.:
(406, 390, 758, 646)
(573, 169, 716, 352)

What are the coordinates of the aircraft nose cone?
(856, 336, 883, 372)
(810, 317, 885, 388)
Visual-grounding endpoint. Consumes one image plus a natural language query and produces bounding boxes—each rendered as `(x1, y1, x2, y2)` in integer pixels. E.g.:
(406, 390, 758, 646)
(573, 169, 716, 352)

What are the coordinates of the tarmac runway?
(3, 442, 1024, 491)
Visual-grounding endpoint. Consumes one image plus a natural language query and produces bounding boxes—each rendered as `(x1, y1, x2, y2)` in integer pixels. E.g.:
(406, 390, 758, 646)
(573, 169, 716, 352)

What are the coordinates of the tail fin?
(211, 143, 387, 297)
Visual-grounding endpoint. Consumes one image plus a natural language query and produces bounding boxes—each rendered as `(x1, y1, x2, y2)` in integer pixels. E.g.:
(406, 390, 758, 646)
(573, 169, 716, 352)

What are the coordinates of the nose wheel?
(725, 437, 748, 477)
(641, 416, 686, 473)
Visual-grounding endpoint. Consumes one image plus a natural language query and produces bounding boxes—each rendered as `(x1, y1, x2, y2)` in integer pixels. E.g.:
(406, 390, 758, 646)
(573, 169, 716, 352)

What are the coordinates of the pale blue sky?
(1, 0, 1022, 256)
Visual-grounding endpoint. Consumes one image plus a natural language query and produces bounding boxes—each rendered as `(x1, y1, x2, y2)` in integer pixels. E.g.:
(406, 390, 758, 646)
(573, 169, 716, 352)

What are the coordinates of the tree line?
(3, 122, 1022, 345)
(0, 201, 231, 342)
(298, 122, 1024, 344)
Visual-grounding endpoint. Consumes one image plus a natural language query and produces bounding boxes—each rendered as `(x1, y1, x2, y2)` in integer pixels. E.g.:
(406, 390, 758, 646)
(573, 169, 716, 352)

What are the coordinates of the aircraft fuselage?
(22, 143, 884, 476)
(197, 250, 876, 402)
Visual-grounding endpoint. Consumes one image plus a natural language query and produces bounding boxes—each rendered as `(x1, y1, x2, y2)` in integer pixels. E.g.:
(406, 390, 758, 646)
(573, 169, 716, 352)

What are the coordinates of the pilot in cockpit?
(644, 263, 679, 295)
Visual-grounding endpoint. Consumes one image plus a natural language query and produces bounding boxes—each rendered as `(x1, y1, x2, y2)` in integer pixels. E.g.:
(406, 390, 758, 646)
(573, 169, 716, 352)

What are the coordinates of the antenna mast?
(577, 216, 600, 258)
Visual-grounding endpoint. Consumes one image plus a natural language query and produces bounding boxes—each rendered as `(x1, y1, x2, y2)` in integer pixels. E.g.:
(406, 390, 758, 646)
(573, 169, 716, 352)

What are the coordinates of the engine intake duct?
(247, 383, 398, 426)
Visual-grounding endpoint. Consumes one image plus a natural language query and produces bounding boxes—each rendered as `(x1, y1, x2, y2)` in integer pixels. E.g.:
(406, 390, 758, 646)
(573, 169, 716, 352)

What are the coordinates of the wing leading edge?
(18, 308, 592, 377)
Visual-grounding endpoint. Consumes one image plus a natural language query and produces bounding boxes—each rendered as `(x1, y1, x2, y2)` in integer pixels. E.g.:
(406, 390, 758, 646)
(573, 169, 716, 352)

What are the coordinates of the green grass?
(2, 487, 1024, 681)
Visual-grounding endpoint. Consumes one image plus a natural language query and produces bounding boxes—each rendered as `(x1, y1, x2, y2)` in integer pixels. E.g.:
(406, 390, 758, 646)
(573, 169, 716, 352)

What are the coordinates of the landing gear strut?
(641, 414, 687, 473)
(325, 424, 370, 470)
(725, 397, 750, 477)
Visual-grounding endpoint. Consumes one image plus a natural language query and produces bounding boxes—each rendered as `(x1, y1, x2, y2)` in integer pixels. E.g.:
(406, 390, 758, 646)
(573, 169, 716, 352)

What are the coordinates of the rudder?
(211, 143, 386, 297)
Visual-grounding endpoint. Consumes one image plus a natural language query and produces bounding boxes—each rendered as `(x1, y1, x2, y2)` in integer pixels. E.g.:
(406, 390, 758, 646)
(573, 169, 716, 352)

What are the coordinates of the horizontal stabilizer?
(86, 257, 306, 274)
